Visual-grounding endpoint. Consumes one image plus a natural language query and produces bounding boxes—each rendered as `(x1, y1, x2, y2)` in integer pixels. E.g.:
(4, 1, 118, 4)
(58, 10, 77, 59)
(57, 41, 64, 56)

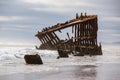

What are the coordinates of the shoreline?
(0, 63, 120, 80)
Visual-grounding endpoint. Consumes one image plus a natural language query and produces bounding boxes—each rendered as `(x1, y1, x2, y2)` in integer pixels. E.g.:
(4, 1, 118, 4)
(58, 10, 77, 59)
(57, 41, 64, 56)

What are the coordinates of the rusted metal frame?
(94, 18, 98, 46)
(79, 23, 81, 46)
(90, 20, 96, 46)
(76, 23, 79, 46)
(72, 25, 75, 44)
(41, 28, 47, 44)
(86, 22, 89, 46)
(88, 21, 92, 46)
(92, 20, 96, 46)
(86, 21, 90, 47)
(38, 16, 97, 36)
(52, 32, 60, 42)
(36, 14, 100, 51)
(37, 35, 44, 44)
(80, 23, 83, 46)
(85, 22, 88, 47)
(95, 17, 98, 31)
(77, 23, 79, 45)
(92, 19, 97, 46)
(45, 34, 54, 45)
(84, 22, 86, 46)
(51, 32, 58, 44)
(88, 21, 93, 46)
(78, 23, 83, 53)
(41, 35, 46, 44)
(46, 33, 54, 45)
(82, 22, 86, 46)
(43, 34, 49, 44)
(81, 23, 84, 38)
(77, 23, 80, 46)
(69, 39, 74, 50)
(72, 25, 74, 33)
(67, 32, 70, 40)
(87, 21, 90, 38)
(74, 24, 77, 43)
(47, 33, 56, 45)
(91, 19, 95, 38)
(73, 24, 77, 52)
(85, 22, 87, 46)
(89, 20, 92, 37)
(83, 23, 86, 46)
(87, 21, 91, 46)
(76, 24, 79, 46)
(50, 32, 58, 45)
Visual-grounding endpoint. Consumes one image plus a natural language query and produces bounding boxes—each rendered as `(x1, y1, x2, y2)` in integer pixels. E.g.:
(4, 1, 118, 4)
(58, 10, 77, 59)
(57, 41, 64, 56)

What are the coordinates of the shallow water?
(0, 45, 120, 80)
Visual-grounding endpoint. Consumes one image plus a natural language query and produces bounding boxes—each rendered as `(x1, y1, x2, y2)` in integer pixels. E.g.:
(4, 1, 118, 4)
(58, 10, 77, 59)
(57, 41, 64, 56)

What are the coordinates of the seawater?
(0, 45, 120, 76)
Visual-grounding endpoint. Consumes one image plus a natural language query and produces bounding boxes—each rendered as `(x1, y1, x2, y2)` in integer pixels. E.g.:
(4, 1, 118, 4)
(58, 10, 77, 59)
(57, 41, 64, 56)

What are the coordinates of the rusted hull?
(35, 13, 102, 57)
(73, 45, 102, 56)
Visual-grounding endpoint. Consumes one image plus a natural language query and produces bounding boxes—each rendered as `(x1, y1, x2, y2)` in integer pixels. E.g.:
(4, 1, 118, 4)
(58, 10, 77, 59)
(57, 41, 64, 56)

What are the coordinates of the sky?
(0, 0, 120, 46)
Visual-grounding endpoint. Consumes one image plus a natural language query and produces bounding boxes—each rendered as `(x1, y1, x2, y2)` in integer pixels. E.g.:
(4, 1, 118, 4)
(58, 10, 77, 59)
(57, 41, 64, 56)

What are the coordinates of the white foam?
(0, 46, 120, 75)
(0, 47, 58, 61)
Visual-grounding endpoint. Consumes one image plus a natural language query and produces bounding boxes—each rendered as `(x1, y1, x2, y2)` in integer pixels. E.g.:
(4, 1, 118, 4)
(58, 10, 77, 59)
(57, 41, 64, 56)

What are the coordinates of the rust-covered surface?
(35, 13, 102, 56)
(24, 54, 43, 64)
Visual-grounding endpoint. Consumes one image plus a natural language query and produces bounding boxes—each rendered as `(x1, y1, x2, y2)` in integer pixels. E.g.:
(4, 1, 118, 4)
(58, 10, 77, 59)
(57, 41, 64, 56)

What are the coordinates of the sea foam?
(0, 47, 58, 61)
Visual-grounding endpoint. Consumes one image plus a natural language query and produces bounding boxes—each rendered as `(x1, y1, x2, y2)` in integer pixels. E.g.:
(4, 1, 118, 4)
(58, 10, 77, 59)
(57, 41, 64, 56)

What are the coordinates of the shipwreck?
(35, 13, 102, 57)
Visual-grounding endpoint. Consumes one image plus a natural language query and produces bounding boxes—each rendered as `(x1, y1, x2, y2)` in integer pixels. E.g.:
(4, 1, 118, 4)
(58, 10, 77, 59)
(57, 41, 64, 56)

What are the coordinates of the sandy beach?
(0, 46, 120, 80)
(0, 63, 120, 80)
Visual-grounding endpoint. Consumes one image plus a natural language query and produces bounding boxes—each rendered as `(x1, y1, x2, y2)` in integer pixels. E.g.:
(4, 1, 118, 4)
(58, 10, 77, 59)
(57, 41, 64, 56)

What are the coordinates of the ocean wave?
(0, 48, 58, 61)
(0, 45, 120, 61)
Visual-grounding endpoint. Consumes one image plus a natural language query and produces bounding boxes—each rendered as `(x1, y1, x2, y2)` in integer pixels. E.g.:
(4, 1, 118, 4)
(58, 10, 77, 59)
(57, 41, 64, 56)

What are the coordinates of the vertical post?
(67, 32, 70, 40)
(72, 25, 74, 33)
(79, 23, 81, 45)
(75, 24, 77, 43)
(77, 23, 80, 46)
(80, 23, 83, 46)
(83, 23, 85, 46)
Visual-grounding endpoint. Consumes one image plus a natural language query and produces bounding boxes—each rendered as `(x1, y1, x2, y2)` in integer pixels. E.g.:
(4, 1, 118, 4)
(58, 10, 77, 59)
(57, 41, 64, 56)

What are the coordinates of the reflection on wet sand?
(73, 65, 97, 80)
(0, 46, 120, 80)
(96, 63, 120, 80)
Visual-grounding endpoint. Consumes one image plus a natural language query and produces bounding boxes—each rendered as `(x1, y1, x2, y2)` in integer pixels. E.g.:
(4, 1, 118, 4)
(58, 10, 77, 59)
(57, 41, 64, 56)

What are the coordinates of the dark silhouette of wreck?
(35, 13, 102, 57)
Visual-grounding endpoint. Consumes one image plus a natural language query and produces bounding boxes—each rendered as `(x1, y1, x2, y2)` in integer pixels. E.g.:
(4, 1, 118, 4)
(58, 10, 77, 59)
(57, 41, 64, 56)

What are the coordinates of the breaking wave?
(0, 47, 58, 61)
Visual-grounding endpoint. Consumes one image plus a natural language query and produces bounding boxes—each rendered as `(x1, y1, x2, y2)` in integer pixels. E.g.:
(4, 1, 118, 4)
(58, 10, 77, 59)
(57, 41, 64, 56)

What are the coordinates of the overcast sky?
(0, 0, 120, 46)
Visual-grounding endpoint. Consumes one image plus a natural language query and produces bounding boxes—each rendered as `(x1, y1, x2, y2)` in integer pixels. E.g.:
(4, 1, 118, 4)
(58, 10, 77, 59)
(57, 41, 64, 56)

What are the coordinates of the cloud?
(22, 0, 92, 6)
(0, 24, 32, 30)
(99, 30, 115, 33)
(0, 0, 120, 45)
(0, 39, 36, 46)
(102, 17, 120, 22)
(20, 0, 118, 15)
(21, 0, 95, 13)
(112, 34, 120, 37)
(0, 16, 30, 22)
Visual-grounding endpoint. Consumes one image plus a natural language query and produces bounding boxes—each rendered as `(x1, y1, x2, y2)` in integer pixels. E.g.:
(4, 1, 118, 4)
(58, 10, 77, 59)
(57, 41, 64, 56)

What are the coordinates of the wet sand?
(0, 63, 120, 80)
